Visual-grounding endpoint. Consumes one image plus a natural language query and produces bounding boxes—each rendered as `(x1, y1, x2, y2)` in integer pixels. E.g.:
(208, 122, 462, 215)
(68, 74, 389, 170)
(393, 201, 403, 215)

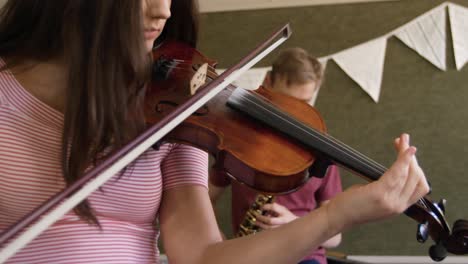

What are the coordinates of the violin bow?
(0, 23, 292, 262)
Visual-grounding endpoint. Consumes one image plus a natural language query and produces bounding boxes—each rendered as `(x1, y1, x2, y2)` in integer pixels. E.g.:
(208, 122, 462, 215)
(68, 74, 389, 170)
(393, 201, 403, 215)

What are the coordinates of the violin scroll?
(427, 218, 468, 261)
(445, 219, 468, 255)
(409, 196, 468, 261)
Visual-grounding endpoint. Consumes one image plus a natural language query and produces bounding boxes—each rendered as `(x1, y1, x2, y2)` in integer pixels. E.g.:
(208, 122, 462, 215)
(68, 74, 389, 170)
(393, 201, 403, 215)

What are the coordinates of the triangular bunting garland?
(395, 6, 447, 70)
(449, 3, 468, 70)
(215, 2, 465, 105)
(332, 38, 387, 103)
(318, 57, 329, 72)
(215, 67, 271, 90)
(308, 86, 320, 106)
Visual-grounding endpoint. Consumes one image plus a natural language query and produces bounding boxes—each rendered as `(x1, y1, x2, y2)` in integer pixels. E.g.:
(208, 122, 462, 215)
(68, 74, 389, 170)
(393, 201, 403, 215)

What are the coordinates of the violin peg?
(152, 58, 177, 81)
(452, 219, 468, 234)
(429, 242, 448, 262)
(417, 221, 429, 243)
(437, 199, 446, 213)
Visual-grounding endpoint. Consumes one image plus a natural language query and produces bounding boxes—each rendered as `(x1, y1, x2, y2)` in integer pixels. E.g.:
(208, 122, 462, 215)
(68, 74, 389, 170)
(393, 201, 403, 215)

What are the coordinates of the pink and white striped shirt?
(0, 60, 209, 263)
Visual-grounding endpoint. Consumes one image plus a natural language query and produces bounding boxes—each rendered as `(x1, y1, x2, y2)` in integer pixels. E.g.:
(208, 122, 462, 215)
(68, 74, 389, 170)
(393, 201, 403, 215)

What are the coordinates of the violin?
(147, 40, 468, 261)
(148, 40, 324, 194)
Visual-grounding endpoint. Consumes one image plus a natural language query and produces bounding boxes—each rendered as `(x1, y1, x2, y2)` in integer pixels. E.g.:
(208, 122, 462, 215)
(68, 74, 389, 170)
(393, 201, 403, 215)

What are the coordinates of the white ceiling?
(198, 0, 399, 13)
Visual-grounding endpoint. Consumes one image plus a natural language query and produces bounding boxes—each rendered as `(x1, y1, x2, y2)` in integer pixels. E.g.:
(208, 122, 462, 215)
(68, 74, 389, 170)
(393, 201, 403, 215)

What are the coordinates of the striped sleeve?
(0, 89, 6, 106)
(161, 144, 209, 190)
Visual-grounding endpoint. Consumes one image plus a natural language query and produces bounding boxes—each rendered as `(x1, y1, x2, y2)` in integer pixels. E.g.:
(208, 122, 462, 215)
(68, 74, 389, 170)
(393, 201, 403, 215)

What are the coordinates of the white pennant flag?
(216, 67, 271, 90)
(449, 3, 468, 70)
(308, 85, 321, 106)
(332, 38, 387, 103)
(395, 5, 447, 71)
(318, 57, 329, 71)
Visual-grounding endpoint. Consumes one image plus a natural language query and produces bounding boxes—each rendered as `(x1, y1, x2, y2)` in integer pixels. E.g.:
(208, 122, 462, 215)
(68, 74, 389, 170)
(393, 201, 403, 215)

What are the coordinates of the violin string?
(251, 91, 386, 175)
(154, 58, 206, 68)
(185, 75, 427, 208)
(198, 71, 428, 212)
(201, 76, 379, 173)
(229, 90, 429, 207)
(155, 61, 219, 78)
(229, 89, 387, 178)
(203, 76, 396, 182)
(245, 91, 428, 207)
(157, 63, 191, 71)
(153, 55, 221, 76)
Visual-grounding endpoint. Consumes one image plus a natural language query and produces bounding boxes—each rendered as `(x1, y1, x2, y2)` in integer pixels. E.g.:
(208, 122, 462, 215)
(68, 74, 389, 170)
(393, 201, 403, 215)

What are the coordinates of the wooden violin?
(148, 40, 324, 194)
(147, 40, 468, 261)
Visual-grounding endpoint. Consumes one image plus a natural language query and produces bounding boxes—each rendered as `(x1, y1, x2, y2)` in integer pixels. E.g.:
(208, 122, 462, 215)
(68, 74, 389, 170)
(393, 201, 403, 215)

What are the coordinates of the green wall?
(199, 0, 468, 256)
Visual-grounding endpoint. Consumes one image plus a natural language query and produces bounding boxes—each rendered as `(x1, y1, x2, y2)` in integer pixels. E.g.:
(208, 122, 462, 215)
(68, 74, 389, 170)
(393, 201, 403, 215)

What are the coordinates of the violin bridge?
(190, 63, 208, 95)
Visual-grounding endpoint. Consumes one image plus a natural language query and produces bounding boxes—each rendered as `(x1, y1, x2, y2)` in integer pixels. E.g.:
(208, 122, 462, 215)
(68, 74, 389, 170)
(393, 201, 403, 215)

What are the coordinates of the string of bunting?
(218, 2, 468, 104)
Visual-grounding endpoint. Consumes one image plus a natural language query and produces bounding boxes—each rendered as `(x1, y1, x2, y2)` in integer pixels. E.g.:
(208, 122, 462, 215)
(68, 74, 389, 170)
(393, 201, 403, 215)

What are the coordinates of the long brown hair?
(0, 0, 150, 224)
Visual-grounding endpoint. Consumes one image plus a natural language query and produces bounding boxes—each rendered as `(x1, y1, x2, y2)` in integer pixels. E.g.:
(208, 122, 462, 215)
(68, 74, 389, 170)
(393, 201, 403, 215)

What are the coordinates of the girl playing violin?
(0, 1, 429, 263)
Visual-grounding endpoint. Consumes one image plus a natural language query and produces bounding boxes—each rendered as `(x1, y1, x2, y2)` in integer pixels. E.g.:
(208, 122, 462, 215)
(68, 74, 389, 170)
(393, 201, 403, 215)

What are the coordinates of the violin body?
(146, 41, 326, 194)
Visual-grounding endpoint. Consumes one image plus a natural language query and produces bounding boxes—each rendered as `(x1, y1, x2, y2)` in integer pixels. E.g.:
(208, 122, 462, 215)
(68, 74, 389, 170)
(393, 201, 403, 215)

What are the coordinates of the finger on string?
(394, 137, 400, 151)
(408, 167, 430, 204)
(407, 144, 429, 199)
(399, 147, 423, 204)
(410, 152, 421, 167)
(396, 134, 410, 155)
(407, 182, 428, 208)
(383, 145, 415, 190)
(409, 181, 431, 205)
